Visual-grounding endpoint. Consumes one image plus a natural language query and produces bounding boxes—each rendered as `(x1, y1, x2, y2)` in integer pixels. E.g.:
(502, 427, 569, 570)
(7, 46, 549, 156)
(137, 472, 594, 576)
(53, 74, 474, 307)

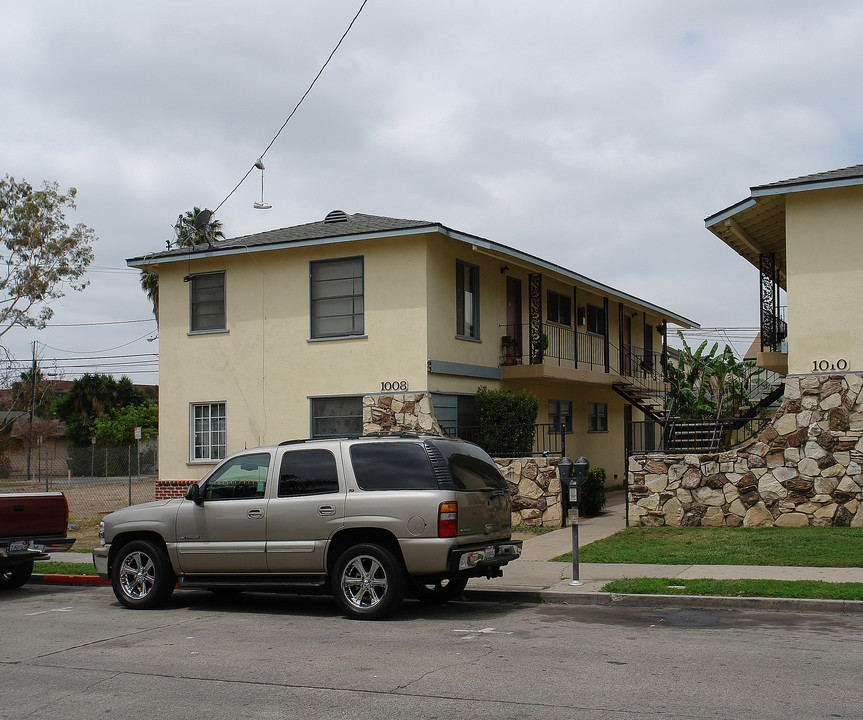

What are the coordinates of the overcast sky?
(2, 0, 862, 383)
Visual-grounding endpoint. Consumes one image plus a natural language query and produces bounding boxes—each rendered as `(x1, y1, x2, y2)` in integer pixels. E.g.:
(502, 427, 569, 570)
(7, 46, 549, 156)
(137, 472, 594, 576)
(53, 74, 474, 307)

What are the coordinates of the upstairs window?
(190, 272, 226, 332)
(456, 260, 480, 339)
(310, 257, 364, 339)
(547, 291, 572, 326)
(586, 303, 605, 336)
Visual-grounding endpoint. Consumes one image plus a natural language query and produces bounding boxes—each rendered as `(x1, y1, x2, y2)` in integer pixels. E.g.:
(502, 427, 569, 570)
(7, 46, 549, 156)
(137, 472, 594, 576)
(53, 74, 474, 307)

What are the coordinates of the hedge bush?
(473, 386, 539, 456)
(578, 466, 607, 517)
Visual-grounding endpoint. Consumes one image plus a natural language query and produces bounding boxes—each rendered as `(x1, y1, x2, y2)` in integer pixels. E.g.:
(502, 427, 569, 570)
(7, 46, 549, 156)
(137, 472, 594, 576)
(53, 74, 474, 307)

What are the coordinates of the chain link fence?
(1, 439, 159, 522)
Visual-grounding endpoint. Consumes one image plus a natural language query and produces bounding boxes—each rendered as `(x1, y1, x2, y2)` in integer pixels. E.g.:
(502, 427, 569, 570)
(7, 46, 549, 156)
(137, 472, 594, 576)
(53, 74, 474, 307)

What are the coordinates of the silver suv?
(94, 434, 522, 619)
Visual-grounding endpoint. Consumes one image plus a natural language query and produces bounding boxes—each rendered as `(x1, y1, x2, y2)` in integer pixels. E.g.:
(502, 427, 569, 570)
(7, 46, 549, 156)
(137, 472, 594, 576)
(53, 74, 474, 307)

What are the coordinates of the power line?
(213, 0, 370, 215)
(45, 318, 154, 328)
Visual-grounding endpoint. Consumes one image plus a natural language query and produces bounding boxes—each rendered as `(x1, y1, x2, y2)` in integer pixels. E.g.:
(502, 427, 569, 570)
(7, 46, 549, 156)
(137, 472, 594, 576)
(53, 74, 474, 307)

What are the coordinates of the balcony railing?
(442, 422, 568, 458)
(500, 322, 665, 381)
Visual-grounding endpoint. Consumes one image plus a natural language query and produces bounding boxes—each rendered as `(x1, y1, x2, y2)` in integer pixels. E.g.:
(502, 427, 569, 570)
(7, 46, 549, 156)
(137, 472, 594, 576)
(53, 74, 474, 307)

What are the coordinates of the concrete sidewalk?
(40, 489, 863, 613)
(465, 490, 863, 613)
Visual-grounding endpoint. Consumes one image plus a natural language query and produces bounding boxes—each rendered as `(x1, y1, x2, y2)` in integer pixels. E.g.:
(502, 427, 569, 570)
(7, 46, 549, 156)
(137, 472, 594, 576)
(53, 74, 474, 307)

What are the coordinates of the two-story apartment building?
(128, 211, 696, 489)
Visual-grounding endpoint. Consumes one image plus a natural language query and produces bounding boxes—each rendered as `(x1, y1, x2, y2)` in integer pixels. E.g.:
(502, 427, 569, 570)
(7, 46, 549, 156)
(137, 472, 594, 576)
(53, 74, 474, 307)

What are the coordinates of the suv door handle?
(318, 505, 336, 517)
(248, 509, 264, 519)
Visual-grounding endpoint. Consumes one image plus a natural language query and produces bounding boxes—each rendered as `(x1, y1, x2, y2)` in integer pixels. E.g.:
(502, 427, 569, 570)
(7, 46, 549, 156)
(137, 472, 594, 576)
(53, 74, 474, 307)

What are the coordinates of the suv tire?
(112, 539, 176, 609)
(332, 543, 405, 620)
(0, 561, 33, 590)
(409, 574, 468, 604)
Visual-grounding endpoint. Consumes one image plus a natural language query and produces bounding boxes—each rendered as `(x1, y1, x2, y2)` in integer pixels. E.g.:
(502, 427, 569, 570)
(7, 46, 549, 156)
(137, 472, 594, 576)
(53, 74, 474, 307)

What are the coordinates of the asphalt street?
(2, 582, 861, 719)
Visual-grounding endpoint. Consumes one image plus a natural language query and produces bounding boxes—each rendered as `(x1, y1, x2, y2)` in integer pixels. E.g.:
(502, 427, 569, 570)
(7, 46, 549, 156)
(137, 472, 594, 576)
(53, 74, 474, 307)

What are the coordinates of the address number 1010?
(813, 359, 848, 372)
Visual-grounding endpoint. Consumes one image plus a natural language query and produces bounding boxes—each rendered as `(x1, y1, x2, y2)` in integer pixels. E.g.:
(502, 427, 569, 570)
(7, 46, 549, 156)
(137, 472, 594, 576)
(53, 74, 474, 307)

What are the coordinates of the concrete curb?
(31, 574, 863, 615)
(30, 574, 110, 587)
(464, 588, 863, 614)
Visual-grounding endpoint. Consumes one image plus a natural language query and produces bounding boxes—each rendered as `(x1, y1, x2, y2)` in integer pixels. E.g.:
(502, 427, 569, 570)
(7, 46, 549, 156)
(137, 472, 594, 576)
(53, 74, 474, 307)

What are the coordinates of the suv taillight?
(438, 502, 458, 538)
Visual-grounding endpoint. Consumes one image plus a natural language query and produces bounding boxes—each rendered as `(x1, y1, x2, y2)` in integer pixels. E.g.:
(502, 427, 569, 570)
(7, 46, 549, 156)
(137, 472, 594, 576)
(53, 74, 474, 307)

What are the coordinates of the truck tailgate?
(0, 492, 68, 538)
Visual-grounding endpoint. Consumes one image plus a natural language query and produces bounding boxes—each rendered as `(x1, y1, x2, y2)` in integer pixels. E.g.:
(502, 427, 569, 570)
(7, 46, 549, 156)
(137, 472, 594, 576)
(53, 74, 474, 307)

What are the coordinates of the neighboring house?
(127, 211, 696, 489)
(705, 164, 863, 378)
(626, 165, 863, 528)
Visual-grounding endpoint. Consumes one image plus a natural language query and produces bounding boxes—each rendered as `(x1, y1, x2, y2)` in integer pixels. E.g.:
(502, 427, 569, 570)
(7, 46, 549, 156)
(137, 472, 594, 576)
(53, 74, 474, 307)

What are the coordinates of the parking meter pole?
(569, 456, 590, 587)
(571, 522, 580, 585)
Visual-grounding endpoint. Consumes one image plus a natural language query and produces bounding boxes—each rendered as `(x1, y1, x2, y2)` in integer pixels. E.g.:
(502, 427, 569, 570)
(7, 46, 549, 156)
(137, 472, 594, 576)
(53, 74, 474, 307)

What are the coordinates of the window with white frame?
(311, 396, 363, 438)
(456, 260, 480, 339)
(190, 272, 226, 332)
(588, 401, 608, 432)
(191, 402, 226, 461)
(547, 291, 572, 326)
(310, 257, 364, 339)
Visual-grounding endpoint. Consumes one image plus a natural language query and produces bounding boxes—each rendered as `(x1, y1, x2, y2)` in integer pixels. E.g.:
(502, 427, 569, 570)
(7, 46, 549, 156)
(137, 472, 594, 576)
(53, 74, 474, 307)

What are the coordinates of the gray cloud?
(2, 0, 861, 376)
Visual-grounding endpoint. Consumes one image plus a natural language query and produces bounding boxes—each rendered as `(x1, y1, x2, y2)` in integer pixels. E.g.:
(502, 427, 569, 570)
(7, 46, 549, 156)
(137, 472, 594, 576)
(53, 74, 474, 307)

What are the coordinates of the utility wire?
(45, 318, 154, 328)
(213, 0, 370, 215)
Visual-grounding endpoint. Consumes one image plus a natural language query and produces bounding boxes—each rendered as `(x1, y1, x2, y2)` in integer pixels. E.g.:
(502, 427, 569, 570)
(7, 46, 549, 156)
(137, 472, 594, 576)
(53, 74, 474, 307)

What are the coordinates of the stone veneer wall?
(628, 374, 863, 527)
(362, 393, 443, 435)
(496, 457, 562, 527)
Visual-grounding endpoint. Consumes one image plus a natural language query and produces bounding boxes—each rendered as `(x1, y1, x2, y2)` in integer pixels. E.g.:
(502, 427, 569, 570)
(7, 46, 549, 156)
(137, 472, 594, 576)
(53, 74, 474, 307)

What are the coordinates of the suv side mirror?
(185, 483, 203, 504)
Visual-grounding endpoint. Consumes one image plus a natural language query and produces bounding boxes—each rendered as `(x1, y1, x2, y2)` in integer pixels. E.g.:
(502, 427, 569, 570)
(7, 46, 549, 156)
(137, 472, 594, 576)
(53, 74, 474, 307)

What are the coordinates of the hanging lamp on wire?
(253, 159, 272, 209)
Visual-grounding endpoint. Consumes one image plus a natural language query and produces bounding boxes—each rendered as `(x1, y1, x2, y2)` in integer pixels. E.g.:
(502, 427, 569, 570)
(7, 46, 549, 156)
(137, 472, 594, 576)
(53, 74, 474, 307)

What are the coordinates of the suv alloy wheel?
(332, 543, 406, 620)
(112, 539, 176, 609)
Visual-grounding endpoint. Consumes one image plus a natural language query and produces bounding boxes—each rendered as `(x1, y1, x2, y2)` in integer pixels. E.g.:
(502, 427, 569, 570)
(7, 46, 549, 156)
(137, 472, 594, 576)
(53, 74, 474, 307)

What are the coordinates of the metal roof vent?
(324, 209, 348, 223)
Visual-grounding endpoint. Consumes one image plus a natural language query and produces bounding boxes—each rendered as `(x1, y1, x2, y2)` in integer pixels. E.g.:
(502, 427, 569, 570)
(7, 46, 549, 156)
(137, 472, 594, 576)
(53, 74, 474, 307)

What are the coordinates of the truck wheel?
(409, 575, 468, 604)
(0, 561, 34, 590)
(332, 543, 405, 620)
(111, 540, 175, 609)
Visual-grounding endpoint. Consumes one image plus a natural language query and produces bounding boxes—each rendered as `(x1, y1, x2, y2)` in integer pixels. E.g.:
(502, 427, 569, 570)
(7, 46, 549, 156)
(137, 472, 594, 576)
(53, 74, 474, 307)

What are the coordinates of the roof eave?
(128, 223, 698, 329)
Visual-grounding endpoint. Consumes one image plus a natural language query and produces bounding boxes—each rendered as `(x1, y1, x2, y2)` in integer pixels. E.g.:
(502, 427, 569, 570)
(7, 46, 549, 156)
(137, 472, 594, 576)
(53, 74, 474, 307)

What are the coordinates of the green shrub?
(473, 386, 539, 456)
(578, 466, 606, 517)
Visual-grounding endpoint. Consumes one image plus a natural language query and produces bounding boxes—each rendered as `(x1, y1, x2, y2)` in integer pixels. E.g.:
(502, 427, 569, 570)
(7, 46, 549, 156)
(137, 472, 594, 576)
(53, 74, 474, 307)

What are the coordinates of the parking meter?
(558, 455, 589, 586)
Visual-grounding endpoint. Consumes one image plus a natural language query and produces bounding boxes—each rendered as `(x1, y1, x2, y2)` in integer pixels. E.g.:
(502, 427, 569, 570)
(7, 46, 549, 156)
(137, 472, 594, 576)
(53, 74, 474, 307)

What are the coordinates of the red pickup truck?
(1, 492, 75, 589)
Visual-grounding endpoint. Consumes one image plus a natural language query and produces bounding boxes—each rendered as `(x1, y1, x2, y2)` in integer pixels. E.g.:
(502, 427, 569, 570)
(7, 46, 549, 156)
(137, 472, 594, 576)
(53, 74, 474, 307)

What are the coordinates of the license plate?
(9, 540, 30, 553)
(485, 546, 495, 561)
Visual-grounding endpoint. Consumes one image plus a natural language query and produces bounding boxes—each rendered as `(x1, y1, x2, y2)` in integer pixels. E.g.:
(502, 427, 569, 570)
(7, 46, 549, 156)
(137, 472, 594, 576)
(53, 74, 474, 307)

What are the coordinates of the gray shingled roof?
(753, 164, 863, 191)
(131, 212, 436, 262)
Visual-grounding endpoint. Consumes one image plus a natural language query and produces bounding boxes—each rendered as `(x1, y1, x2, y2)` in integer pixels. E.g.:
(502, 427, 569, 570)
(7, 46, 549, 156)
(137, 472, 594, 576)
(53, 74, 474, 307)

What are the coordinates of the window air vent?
(324, 210, 348, 223)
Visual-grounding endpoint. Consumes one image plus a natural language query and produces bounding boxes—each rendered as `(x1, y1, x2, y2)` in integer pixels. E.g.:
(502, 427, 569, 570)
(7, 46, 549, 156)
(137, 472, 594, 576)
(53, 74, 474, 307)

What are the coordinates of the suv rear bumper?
(449, 540, 522, 576)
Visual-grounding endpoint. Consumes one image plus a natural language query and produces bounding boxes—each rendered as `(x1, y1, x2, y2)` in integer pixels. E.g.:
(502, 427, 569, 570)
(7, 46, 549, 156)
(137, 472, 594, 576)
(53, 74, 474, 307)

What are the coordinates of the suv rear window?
(350, 443, 438, 490)
(448, 453, 507, 491)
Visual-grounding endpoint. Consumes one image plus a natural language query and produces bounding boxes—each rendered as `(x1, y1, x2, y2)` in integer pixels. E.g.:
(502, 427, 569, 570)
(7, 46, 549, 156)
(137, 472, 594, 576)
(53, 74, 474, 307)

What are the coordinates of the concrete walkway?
(42, 489, 863, 613)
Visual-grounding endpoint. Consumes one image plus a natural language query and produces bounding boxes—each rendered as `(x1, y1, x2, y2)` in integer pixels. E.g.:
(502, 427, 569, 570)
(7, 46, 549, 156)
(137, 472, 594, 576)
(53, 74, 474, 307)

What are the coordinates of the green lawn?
(553, 526, 863, 567)
(34, 561, 98, 576)
(603, 577, 863, 601)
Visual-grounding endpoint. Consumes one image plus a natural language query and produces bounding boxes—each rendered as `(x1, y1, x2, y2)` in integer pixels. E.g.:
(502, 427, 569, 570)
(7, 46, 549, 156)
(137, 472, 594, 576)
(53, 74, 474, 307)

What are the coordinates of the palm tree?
(139, 208, 225, 324)
(140, 266, 159, 326)
(176, 207, 225, 247)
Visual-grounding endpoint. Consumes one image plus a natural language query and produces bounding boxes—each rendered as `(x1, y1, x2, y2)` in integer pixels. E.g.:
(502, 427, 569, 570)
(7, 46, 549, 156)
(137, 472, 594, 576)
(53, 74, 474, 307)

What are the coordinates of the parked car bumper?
(92, 546, 110, 580)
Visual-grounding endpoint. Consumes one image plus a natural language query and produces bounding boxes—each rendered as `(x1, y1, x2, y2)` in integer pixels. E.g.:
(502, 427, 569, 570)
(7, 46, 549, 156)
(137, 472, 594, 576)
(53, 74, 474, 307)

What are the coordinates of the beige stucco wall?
(158, 236, 431, 481)
(786, 185, 863, 376)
